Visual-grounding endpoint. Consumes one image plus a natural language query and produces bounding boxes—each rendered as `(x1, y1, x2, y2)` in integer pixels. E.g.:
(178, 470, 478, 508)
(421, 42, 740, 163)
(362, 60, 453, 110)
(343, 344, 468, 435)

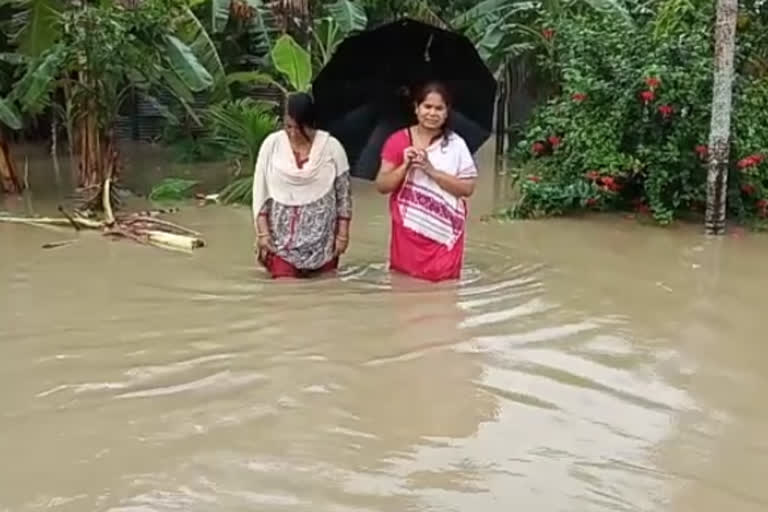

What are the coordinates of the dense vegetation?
(503, 0, 768, 227)
(1, 0, 765, 230)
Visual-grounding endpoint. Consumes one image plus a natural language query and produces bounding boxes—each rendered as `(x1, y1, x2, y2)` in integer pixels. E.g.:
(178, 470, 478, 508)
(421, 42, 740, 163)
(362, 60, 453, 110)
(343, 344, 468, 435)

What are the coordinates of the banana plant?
(5, 0, 216, 192)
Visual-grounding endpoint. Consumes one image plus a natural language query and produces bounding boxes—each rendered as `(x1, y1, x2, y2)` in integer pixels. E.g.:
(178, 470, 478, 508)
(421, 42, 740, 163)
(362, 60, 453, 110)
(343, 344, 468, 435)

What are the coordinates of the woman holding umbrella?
(252, 92, 353, 279)
(375, 83, 478, 282)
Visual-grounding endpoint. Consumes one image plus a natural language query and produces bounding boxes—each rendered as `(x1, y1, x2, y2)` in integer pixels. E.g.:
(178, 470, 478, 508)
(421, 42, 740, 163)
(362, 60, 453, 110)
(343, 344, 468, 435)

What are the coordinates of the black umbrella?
(312, 18, 497, 180)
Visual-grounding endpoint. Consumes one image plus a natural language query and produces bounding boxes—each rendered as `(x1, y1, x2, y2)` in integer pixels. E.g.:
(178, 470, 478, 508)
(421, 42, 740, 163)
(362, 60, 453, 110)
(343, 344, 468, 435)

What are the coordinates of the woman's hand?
(254, 233, 275, 262)
(334, 234, 349, 256)
(412, 150, 433, 173)
(404, 147, 420, 165)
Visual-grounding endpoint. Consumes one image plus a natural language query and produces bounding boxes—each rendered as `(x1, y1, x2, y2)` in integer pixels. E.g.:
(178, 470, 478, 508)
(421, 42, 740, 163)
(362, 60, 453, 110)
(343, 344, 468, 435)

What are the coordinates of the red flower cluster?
(532, 142, 546, 155)
(586, 197, 598, 207)
(738, 154, 765, 169)
(548, 135, 562, 148)
(757, 199, 768, 218)
(585, 171, 621, 191)
(585, 170, 601, 181)
(571, 93, 587, 103)
(542, 28, 555, 40)
(741, 184, 756, 196)
(640, 90, 655, 104)
(658, 104, 674, 119)
(695, 145, 709, 159)
(645, 77, 661, 89)
(600, 176, 621, 192)
(528, 175, 542, 183)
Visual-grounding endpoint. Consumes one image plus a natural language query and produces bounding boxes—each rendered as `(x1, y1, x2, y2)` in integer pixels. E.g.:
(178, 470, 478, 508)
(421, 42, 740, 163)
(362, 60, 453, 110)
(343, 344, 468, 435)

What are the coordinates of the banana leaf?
(164, 34, 214, 93)
(0, 96, 22, 130)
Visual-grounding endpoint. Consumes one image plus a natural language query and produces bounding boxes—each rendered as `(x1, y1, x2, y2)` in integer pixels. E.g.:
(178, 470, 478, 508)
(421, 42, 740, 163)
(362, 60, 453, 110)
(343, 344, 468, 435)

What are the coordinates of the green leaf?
(164, 34, 214, 93)
(0, 52, 27, 65)
(581, 0, 634, 25)
(12, 0, 62, 58)
(225, 71, 274, 85)
(324, 0, 367, 34)
(244, 0, 279, 56)
(13, 46, 63, 113)
(211, 0, 230, 33)
(0, 96, 22, 130)
(225, 71, 285, 95)
(270, 34, 311, 92)
(149, 178, 200, 201)
(205, 98, 277, 170)
(173, 7, 228, 101)
(404, 0, 450, 29)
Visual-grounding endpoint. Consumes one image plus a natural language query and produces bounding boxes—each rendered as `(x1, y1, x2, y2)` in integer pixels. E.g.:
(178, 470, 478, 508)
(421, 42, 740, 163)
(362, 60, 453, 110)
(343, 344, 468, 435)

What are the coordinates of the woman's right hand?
(404, 147, 420, 165)
(255, 234, 275, 262)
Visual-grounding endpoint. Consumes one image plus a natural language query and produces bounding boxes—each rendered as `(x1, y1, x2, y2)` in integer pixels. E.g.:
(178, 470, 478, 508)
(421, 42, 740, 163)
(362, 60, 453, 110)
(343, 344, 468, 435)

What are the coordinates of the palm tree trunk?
(705, 0, 738, 235)
(0, 130, 23, 194)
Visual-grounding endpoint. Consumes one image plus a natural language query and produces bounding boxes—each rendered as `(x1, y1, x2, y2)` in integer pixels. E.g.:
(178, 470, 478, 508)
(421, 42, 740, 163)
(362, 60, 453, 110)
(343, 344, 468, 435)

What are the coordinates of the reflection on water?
(2, 143, 768, 511)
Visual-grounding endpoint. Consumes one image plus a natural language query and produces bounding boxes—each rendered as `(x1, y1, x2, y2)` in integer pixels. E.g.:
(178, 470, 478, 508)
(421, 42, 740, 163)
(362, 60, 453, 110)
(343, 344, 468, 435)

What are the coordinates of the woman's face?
(415, 92, 448, 130)
(283, 114, 306, 143)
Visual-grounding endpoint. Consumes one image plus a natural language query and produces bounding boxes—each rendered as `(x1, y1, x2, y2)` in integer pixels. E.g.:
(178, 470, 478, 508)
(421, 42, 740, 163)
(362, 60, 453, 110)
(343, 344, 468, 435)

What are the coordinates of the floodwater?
(2, 143, 768, 511)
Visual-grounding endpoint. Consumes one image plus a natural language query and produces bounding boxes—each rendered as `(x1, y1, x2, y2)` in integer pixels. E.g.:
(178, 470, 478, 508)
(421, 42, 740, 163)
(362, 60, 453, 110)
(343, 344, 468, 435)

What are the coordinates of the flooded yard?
(2, 143, 768, 511)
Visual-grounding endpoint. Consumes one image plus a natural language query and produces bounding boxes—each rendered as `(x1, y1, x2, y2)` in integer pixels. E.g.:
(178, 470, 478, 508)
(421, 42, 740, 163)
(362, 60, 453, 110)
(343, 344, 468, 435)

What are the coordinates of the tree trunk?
(74, 107, 121, 212)
(0, 131, 23, 194)
(705, 0, 738, 235)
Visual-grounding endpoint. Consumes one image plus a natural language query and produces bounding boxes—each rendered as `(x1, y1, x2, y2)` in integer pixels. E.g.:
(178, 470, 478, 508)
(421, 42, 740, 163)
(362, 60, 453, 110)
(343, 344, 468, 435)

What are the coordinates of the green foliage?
(324, 0, 368, 34)
(201, 97, 277, 205)
(271, 33, 312, 92)
(4, 0, 216, 135)
(149, 177, 200, 201)
(4, 0, 62, 58)
(311, 0, 367, 69)
(0, 96, 21, 129)
(506, 7, 704, 224)
(204, 97, 278, 170)
(173, 5, 230, 103)
(507, 4, 768, 225)
(218, 175, 253, 204)
(165, 34, 214, 92)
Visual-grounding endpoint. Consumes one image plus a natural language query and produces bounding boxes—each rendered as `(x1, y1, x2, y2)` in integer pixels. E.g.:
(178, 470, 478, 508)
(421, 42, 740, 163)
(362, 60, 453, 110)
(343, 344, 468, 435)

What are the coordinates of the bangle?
(257, 232, 270, 239)
(336, 234, 348, 241)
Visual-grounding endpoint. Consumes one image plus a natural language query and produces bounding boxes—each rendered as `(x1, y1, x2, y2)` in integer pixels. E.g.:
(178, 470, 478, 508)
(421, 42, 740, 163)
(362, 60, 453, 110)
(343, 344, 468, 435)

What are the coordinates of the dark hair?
(414, 82, 453, 146)
(285, 92, 316, 140)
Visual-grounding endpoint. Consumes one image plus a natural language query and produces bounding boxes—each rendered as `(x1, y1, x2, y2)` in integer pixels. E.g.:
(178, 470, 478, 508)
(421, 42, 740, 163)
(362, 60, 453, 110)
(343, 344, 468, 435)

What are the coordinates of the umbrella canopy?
(312, 18, 496, 180)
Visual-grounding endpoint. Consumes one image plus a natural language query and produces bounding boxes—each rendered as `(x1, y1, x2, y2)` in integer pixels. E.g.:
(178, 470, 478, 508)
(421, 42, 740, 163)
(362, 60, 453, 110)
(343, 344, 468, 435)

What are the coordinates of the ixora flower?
(639, 90, 655, 104)
(600, 176, 621, 192)
(548, 135, 562, 148)
(658, 104, 674, 119)
(741, 184, 756, 195)
(585, 170, 601, 181)
(695, 145, 709, 158)
(528, 175, 542, 183)
(532, 142, 546, 155)
(586, 197, 599, 207)
(738, 154, 765, 169)
(757, 199, 768, 218)
(571, 93, 587, 102)
(645, 77, 661, 89)
(541, 28, 555, 40)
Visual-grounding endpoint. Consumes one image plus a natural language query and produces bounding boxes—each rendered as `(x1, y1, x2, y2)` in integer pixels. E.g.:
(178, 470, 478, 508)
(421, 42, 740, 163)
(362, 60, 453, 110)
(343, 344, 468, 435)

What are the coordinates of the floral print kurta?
(260, 173, 352, 270)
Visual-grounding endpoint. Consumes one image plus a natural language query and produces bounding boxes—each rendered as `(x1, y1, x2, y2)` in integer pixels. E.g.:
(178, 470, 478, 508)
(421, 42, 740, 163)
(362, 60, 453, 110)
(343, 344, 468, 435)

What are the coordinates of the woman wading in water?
(252, 93, 352, 279)
(375, 83, 478, 282)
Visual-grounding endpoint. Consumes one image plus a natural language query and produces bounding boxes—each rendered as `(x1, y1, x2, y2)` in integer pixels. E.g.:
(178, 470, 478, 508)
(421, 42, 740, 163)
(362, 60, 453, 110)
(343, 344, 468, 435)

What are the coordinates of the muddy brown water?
(2, 143, 768, 511)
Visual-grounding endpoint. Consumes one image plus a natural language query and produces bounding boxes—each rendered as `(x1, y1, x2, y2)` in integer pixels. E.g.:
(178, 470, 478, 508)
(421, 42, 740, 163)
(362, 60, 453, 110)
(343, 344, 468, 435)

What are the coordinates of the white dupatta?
(252, 130, 349, 219)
